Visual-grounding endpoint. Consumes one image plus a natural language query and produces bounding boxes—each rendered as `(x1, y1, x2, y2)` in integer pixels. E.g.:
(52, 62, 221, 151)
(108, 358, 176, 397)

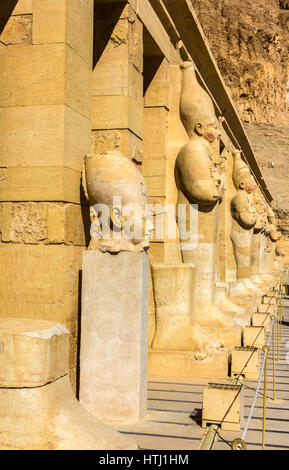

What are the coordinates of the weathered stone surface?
(0, 245, 82, 322)
(80, 251, 148, 423)
(143, 107, 168, 197)
(92, 61, 143, 104)
(0, 202, 89, 246)
(0, 318, 136, 450)
(0, 319, 69, 387)
(0, 105, 91, 172)
(92, 129, 142, 163)
(0, 44, 91, 118)
(243, 122, 289, 212)
(12, 0, 33, 15)
(94, 3, 143, 72)
(144, 58, 169, 108)
(33, 0, 93, 65)
(202, 383, 244, 431)
(0, 166, 82, 203)
(0, 375, 137, 450)
(0, 15, 32, 46)
(0, 44, 65, 107)
(92, 95, 143, 139)
(191, 0, 289, 126)
(0, 245, 83, 384)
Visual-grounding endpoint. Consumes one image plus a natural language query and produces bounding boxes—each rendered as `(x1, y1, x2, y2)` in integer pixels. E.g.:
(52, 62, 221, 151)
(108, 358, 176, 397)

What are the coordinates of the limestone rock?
(191, 0, 289, 126)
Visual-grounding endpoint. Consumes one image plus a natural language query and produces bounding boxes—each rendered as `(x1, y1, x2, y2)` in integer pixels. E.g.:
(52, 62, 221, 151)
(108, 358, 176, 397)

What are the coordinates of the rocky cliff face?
(191, 0, 289, 233)
(191, 0, 289, 125)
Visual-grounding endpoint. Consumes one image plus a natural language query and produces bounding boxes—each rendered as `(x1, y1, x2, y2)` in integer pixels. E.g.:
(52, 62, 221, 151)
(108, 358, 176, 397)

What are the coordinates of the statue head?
(265, 206, 281, 242)
(175, 140, 223, 206)
(276, 245, 285, 257)
(232, 150, 256, 193)
(269, 224, 281, 242)
(231, 191, 257, 229)
(179, 62, 221, 142)
(84, 151, 153, 253)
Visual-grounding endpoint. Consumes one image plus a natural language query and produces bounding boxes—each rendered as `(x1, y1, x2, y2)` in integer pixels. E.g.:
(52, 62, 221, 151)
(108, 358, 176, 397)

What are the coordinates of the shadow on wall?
(93, 1, 126, 69)
(0, 0, 18, 34)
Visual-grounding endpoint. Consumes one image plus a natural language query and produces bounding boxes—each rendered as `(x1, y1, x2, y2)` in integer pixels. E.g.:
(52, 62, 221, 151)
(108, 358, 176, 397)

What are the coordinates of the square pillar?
(80, 251, 148, 423)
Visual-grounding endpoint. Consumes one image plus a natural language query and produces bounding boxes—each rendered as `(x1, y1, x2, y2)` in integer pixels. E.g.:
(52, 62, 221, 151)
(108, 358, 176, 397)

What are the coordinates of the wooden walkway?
(116, 307, 289, 450)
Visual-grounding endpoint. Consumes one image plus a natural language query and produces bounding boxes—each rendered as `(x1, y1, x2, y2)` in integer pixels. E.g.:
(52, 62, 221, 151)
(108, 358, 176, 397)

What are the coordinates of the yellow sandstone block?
(0, 166, 82, 203)
(149, 349, 230, 380)
(0, 44, 91, 118)
(0, 245, 83, 325)
(0, 245, 83, 386)
(33, 0, 93, 64)
(92, 62, 143, 104)
(0, 319, 69, 388)
(231, 347, 259, 380)
(144, 59, 170, 108)
(252, 312, 271, 332)
(65, 45, 91, 119)
(202, 383, 244, 431)
(13, 0, 33, 15)
(142, 159, 166, 178)
(144, 176, 167, 197)
(92, 129, 142, 164)
(0, 44, 65, 108)
(0, 14, 32, 46)
(257, 303, 275, 314)
(92, 95, 143, 139)
(262, 295, 277, 305)
(143, 107, 168, 160)
(149, 242, 165, 264)
(243, 326, 265, 349)
(0, 105, 91, 172)
(0, 202, 89, 246)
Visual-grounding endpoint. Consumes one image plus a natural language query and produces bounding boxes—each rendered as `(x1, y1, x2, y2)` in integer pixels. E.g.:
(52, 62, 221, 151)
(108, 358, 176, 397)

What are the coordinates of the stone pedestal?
(231, 347, 259, 380)
(148, 348, 230, 380)
(243, 326, 265, 349)
(202, 383, 244, 431)
(0, 319, 136, 450)
(262, 295, 277, 305)
(258, 303, 275, 314)
(252, 312, 271, 332)
(80, 251, 149, 423)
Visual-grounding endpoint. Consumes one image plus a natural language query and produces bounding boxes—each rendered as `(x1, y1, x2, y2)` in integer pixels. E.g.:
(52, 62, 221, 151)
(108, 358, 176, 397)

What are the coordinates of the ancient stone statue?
(230, 150, 258, 299)
(176, 62, 223, 206)
(175, 61, 236, 334)
(265, 206, 282, 274)
(83, 150, 153, 253)
(274, 245, 285, 272)
(151, 264, 223, 358)
(250, 189, 267, 284)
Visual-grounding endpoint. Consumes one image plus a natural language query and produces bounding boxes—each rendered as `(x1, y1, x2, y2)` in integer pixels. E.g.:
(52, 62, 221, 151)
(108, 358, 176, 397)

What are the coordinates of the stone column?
(92, 2, 143, 162)
(0, 0, 93, 386)
(80, 251, 148, 423)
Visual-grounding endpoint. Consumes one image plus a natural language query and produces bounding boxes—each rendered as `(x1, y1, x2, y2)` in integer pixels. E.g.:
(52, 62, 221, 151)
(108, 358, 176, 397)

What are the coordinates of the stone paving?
(116, 308, 289, 450)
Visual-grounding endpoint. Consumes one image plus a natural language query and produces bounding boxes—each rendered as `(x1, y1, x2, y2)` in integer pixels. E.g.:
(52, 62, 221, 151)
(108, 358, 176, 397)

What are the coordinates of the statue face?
(196, 121, 221, 143)
(231, 192, 257, 229)
(239, 176, 256, 193)
(122, 207, 154, 249)
(254, 214, 264, 232)
(269, 225, 281, 242)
